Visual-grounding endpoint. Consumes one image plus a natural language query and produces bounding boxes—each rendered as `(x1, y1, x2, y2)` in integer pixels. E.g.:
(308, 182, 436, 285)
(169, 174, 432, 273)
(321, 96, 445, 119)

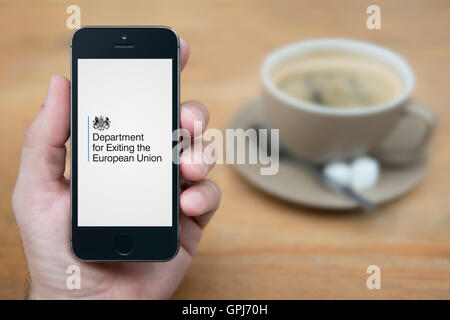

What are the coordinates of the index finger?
(180, 38, 190, 71)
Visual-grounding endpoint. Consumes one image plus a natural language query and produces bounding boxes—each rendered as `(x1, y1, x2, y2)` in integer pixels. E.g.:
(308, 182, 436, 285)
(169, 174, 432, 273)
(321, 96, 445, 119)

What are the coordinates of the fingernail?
(44, 76, 55, 106)
(185, 105, 206, 131)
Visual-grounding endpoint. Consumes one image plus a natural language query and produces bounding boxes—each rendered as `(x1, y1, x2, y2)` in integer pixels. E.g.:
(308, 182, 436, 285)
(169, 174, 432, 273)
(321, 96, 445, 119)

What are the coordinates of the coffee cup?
(261, 38, 435, 164)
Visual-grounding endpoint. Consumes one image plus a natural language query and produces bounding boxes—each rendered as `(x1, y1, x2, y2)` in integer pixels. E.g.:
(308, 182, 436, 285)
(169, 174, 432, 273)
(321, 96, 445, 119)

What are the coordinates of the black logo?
(93, 116, 110, 131)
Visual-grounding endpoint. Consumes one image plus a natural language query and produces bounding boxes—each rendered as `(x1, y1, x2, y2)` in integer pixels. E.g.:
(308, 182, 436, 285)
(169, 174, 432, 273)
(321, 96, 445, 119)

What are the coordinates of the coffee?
(271, 50, 404, 108)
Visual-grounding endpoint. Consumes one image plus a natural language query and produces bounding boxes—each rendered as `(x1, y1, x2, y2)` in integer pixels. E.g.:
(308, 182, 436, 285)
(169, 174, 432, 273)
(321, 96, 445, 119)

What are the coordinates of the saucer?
(228, 98, 428, 210)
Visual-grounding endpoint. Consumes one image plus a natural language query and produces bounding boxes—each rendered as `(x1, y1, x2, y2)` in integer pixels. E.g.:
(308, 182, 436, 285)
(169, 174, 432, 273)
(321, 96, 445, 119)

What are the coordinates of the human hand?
(12, 39, 221, 299)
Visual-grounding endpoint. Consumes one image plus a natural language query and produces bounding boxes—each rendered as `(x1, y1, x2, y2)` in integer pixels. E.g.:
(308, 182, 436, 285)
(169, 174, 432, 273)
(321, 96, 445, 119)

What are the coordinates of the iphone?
(71, 27, 179, 261)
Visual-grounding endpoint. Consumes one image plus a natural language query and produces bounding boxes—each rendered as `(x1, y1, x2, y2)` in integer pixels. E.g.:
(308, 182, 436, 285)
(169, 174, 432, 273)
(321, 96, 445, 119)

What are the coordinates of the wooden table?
(1, 0, 449, 299)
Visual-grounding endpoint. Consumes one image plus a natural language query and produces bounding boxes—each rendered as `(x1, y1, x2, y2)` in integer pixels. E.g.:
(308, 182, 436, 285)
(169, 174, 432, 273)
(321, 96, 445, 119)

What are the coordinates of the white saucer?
(228, 99, 428, 210)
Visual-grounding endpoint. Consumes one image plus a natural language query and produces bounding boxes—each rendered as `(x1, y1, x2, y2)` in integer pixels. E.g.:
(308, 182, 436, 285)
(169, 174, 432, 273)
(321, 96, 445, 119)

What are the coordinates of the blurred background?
(0, 0, 449, 299)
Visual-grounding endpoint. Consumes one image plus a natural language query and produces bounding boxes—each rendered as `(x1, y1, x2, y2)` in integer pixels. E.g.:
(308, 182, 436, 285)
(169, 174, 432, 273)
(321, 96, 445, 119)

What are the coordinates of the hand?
(12, 39, 221, 299)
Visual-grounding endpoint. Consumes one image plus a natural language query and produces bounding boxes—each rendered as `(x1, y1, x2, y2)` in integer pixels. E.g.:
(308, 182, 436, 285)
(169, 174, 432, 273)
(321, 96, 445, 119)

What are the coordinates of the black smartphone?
(70, 27, 180, 261)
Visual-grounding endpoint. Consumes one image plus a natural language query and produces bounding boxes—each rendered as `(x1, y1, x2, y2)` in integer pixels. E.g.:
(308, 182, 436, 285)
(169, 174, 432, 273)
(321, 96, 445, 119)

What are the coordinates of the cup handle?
(373, 101, 436, 165)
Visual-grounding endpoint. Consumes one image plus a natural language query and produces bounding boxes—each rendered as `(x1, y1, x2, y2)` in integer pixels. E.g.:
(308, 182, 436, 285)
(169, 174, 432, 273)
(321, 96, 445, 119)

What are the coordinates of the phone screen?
(77, 59, 173, 227)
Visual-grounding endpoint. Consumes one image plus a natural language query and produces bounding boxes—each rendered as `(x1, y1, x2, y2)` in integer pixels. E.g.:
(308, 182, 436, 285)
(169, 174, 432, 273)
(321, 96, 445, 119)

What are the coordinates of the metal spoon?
(252, 125, 377, 211)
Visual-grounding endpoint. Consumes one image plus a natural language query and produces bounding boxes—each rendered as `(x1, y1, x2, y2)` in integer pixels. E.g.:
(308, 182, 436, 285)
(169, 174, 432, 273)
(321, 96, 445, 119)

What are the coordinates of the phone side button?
(113, 235, 135, 256)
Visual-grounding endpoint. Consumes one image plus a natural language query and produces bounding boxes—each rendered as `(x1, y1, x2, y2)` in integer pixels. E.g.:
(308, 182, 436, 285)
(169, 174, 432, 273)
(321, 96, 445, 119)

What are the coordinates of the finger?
(19, 75, 70, 183)
(180, 100, 209, 137)
(191, 208, 217, 230)
(180, 179, 221, 228)
(179, 213, 202, 257)
(180, 37, 190, 71)
(24, 75, 70, 149)
(180, 141, 215, 181)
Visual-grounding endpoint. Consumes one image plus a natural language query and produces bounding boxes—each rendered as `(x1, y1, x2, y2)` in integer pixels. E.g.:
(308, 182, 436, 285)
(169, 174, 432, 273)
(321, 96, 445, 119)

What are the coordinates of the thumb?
(18, 75, 70, 185)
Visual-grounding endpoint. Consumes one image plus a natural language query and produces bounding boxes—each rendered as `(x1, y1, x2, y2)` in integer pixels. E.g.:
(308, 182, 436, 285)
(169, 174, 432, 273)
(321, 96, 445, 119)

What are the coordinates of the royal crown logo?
(93, 116, 110, 130)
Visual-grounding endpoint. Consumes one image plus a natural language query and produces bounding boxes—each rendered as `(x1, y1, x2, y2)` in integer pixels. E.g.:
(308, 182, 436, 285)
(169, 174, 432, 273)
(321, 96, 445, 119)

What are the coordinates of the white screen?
(77, 59, 173, 226)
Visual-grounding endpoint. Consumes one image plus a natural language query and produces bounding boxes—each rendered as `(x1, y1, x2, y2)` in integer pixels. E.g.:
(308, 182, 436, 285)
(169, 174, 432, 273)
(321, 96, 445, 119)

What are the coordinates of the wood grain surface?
(0, 0, 449, 299)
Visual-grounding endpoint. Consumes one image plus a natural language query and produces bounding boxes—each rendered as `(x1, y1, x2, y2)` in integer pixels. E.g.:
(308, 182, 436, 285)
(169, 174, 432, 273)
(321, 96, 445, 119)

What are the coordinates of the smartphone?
(71, 27, 180, 261)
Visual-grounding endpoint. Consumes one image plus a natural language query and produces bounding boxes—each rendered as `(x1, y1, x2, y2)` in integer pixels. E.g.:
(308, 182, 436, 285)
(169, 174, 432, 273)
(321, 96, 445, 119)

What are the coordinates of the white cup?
(261, 38, 435, 164)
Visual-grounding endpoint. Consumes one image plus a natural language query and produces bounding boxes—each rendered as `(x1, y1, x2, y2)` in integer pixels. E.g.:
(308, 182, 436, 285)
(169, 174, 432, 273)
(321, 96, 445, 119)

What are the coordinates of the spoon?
(252, 125, 377, 212)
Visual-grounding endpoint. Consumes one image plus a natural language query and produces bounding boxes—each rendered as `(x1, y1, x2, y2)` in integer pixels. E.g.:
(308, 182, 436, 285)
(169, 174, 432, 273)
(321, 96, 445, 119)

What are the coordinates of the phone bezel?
(70, 27, 180, 261)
